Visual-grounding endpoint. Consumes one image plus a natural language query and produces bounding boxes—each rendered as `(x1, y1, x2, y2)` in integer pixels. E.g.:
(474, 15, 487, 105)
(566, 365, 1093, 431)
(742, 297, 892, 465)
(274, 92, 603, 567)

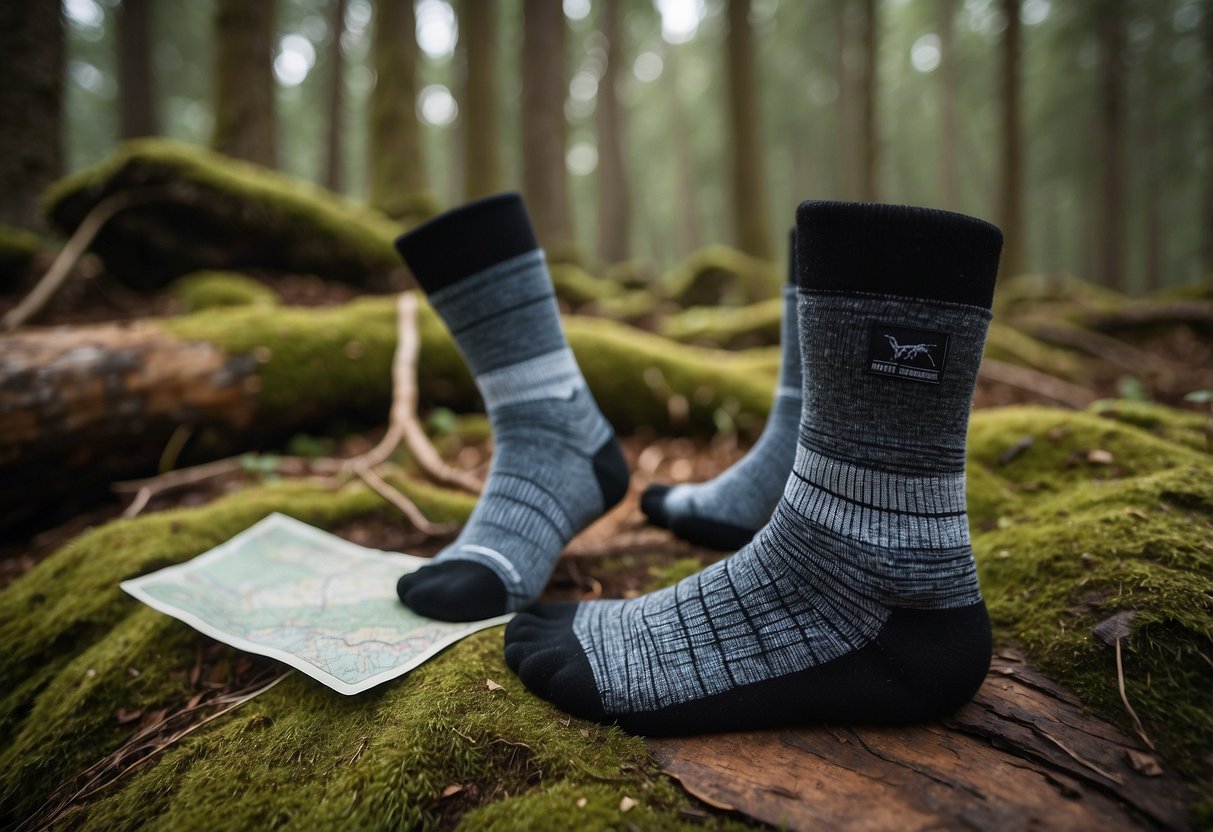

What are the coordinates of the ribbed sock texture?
(643, 284, 802, 549)
(505, 201, 1001, 733)
(395, 195, 628, 621)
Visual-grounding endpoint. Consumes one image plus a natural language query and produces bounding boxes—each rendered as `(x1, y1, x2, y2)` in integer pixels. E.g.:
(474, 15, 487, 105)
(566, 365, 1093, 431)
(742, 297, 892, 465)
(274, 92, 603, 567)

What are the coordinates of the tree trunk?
(1139, 28, 1162, 293)
(521, 0, 575, 257)
(118, 0, 157, 139)
(324, 0, 348, 193)
(1096, 0, 1127, 291)
(834, 1, 855, 200)
(725, 0, 774, 260)
(1203, 3, 1213, 277)
(664, 45, 701, 256)
(369, 0, 430, 220)
(937, 0, 959, 210)
(211, 0, 277, 168)
(461, 0, 502, 200)
(998, 0, 1026, 278)
(857, 0, 879, 202)
(596, 0, 631, 265)
(0, 0, 64, 231)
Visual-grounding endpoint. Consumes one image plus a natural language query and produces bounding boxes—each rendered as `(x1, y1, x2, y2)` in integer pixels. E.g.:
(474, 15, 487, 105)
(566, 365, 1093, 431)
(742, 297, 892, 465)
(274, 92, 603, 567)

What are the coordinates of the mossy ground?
(966, 403, 1213, 793)
(3, 391, 1209, 826)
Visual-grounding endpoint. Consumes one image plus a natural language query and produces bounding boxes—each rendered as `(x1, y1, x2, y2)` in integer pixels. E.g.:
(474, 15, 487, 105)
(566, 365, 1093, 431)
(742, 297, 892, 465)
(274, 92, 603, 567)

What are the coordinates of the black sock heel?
(592, 437, 630, 512)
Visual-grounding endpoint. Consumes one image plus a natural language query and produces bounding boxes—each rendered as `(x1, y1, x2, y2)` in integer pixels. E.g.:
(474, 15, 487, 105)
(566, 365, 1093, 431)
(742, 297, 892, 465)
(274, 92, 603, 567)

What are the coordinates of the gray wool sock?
(504, 201, 1002, 734)
(394, 194, 629, 621)
(642, 283, 801, 549)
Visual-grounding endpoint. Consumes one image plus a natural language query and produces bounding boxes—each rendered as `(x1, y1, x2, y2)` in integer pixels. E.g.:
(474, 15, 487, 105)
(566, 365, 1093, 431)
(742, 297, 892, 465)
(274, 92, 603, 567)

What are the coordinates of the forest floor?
(2, 259, 1212, 831)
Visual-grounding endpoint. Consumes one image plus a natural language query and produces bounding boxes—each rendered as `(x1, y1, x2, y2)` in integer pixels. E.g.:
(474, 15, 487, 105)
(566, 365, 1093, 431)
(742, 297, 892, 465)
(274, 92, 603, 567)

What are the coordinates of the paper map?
(121, 513, 511, 695)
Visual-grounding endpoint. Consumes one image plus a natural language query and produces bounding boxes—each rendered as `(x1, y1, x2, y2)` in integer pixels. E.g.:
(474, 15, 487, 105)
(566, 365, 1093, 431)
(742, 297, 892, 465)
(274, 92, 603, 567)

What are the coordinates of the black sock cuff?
(795, 201, 1003, 309)
(395, 192, 540, 294)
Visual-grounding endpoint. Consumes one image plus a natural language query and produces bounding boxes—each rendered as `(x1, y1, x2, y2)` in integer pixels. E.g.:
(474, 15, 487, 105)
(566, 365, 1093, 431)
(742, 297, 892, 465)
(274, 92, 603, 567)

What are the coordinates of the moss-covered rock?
(661, 245, 780, 308)
(983, 321, 1090, 381)
(168, 271, 280, 312)
(0, 224, 40, 289)
(966, 404, 1213, 784)
(43, 139, 406, 291)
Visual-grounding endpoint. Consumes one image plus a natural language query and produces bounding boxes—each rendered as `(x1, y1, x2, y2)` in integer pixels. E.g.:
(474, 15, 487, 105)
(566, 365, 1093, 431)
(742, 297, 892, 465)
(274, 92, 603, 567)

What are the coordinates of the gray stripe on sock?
(476, 347, 585, 408)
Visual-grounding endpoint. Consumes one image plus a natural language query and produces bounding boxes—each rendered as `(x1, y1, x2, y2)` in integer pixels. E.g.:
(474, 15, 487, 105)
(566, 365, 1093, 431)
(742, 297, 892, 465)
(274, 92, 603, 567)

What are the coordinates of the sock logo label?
(867, 322, 950, 384)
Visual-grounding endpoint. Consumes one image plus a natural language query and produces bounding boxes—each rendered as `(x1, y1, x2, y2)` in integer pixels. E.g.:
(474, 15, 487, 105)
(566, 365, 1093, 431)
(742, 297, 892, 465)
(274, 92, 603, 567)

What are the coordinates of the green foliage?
(169, 270, 280, 312)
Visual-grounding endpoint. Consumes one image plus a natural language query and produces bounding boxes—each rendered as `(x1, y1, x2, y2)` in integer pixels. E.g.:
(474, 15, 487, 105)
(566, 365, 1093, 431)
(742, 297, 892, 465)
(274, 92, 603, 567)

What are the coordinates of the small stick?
(3, 186, 178, 331)
(352, 462, 455, 537)
(1116, 638, 1156, 751)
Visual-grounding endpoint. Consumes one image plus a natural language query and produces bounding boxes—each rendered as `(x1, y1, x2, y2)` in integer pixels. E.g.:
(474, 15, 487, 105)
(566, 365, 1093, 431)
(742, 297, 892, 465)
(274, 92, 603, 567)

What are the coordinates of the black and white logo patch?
(867, 322, 951, 384)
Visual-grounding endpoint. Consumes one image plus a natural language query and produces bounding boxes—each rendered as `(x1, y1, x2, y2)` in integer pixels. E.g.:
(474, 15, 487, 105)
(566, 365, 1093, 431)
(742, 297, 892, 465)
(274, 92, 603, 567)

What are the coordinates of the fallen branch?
(352, 462, 456, 537)
(19, 670, 288, 832)
(3, 186, 179, 331)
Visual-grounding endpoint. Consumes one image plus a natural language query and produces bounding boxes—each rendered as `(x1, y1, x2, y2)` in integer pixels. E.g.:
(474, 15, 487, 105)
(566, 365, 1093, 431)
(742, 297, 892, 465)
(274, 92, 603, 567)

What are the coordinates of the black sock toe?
(640, 483, 672, 528)
(668, 514, 758, 551)
(504, 603, 608, 722)
(397, 561, 508, 621)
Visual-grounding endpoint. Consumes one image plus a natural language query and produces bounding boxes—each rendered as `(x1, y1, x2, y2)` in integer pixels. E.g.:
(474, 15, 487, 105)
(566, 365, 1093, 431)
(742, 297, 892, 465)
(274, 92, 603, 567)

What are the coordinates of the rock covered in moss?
(659, 297, 783, 349)
(169, 271, 280, 312)
(43, 139, 406, 291)
(661, 245, 780, 308)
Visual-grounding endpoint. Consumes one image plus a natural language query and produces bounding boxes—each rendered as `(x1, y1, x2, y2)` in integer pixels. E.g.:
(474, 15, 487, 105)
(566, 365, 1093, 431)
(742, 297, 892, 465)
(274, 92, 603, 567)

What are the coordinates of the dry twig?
(1116, 638, 1156, 751)
(978, 357, 1096, 409)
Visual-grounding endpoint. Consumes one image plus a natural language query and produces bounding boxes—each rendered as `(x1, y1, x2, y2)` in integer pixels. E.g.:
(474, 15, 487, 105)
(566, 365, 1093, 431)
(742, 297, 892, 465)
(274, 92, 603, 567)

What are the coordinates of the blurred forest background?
(3, 0, 1212, 291)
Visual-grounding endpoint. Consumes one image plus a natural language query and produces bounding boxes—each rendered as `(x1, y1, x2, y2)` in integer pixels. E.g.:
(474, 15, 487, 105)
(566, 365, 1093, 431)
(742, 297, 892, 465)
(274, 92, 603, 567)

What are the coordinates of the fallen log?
(43, 139, 407, 291)
(649, 653, 1194, 831)
(0, 299, 774, 533)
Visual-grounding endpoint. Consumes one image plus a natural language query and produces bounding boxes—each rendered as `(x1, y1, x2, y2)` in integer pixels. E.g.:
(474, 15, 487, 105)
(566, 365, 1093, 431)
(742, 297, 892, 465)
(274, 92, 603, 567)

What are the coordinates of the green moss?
(1089, 399, 1211, 453)
(603, 259, 657, 290)
(549, 262, 622, 306)
(161, 298, 776, 437)
(966, 406, 1213, 780)
(169, 270, 280, 312)
(42, 139, 404, 289)
(660, 298, 782, 349)
(0, 223, 40, 284)
(662, 245, 780, 307)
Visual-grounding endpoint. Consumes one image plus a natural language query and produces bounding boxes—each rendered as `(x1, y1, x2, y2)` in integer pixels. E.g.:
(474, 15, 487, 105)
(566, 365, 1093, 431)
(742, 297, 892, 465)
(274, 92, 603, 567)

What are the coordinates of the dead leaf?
(1087, 449, 1114, 465)
(440, 784, 464, 799)
(576, 797, 588, 808)
(186, 691, 206, 709)
(1093, 610, 1137, 647)
(619, 795, 636, 812)
(1125, 750, 1163, 776)
(998, 435, 1035, 465)
(579, 728, 590, 739)
(1124, 507, 1149, 521)
(114, 707, 143, 725)
(485, 679, 504, 692)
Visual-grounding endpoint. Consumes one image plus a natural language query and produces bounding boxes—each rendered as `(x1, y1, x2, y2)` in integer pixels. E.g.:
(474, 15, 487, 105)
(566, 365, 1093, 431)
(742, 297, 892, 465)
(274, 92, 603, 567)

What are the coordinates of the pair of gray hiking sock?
(395, 193, 1002, 733)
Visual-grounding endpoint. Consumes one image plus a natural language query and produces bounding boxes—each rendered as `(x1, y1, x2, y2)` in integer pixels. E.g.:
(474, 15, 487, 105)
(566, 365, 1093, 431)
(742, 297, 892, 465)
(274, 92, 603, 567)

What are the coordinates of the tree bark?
(834, 1, 855, 200)
(725, 0, 774, 260)
(521, 0, 575, 257)
(1203, 2, 1213, 277)
(937, 0, 959, 210)
(118, 0, 157, 139)
(324, 0, 348, 193)
(857, 0, 879, 202)
(596, 0, 631, 265)
(0, 0, 64, 231)
(998, 0, 1026, 278)
(1096, 0, 1127, 291)
(1139, 25, 1162, 293)
(461, 0, 502, 200)
(211, 0, 277, 168)
(664, 45, 701, 256)
(369, 0, 430, 220)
